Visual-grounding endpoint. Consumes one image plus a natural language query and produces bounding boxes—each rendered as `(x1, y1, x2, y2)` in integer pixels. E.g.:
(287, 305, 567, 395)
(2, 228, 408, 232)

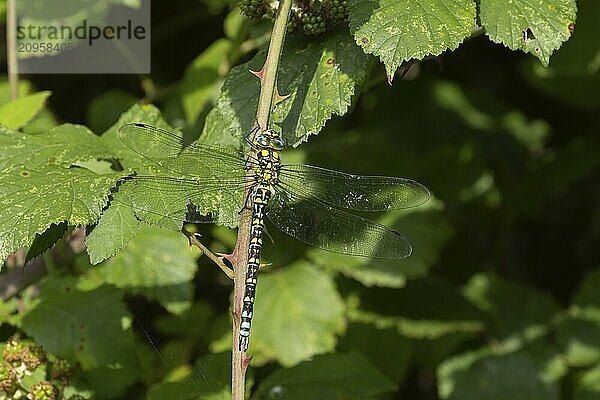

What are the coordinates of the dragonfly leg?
(238, 188, 254, 214)
(245, 121, 261, 147)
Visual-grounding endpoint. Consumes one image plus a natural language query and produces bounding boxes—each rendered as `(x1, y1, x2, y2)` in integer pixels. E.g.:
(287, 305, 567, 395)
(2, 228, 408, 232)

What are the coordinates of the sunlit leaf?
(249, 262, 345, 366)
(25, 222, 68, 262)
(86, 225, 198, 314)
(479, 0, 577, 66)
(0, 91, 51, 129)
(205, 30, 369, 147)
(0, 123, 114, 170)
(181, 39, 231, 125)
(348, 0, 476, 77)
(0, 165, 125, 264)
(555, 316, 600, 367)
(100, 103, 172, 165)
(86, 189, 141, 265)
(574, 363, 600, 400)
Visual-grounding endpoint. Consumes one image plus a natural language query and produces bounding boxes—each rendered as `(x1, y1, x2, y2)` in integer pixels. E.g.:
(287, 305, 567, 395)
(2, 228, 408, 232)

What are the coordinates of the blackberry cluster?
(324, 0, 348, 22)
(239, 0, 266, 19)
(238, 0, 349, 36)
(0, 362, 17, 393)
(298, 9, 326, 35)
(29, 381, 58, 400)
(0, 339, 76, 400)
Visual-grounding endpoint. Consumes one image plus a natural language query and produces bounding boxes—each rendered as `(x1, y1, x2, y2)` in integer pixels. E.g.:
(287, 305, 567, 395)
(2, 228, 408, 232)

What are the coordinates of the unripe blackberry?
(3, 339, 25, 366)
(0, 362, 17, 393)
(48, 356, 71, 381)
(287, 15, 300, 34)
(22, 345, 46, 370)
(326, 0, 348, 22)
(238, 0, 266, 19)
(28, 381, 57, 400)
(300, 11, 326, 35)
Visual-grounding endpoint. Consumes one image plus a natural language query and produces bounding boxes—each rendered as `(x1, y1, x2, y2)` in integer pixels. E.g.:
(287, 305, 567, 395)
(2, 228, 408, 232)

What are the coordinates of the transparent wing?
(267, 187, 412, 259)
(118, 123, 253, 177)
(115, 175, 250, 229)
(279, 164, 430, 211)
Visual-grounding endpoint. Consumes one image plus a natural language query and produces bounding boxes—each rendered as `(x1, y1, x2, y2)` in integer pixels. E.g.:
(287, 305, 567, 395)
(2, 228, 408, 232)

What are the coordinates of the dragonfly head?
(253, 129, 285, 151)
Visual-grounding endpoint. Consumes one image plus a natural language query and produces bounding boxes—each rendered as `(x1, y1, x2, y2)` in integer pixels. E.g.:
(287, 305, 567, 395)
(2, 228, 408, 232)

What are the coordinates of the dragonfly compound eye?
(255, 134, 269, 147)
(271, 138, 285, 150)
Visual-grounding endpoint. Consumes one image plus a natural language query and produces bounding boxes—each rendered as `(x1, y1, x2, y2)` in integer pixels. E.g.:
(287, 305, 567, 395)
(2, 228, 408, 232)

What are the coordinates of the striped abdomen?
(239, 185, 271, 351)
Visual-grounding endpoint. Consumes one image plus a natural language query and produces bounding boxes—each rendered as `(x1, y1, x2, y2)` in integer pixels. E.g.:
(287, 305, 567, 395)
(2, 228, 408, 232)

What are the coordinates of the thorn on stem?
(249, 69, 264, 79)
(217, 252, 235, 264)
(274, 89, 290, 104)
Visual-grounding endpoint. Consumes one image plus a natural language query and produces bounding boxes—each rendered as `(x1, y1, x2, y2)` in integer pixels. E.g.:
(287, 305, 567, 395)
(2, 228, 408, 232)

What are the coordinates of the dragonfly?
(116, 122, 430, 352)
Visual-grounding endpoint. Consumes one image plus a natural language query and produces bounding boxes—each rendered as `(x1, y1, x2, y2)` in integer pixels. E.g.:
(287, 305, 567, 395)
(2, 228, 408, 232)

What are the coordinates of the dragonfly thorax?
(251, 148, 282, 187)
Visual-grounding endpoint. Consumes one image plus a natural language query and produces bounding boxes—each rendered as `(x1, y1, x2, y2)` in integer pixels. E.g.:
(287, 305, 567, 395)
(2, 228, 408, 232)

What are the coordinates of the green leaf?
(0, 123, 114, 170)
(309, 199, 453, 287)
(205, 30, 369, 147)
(254, 352, 396, 400)
(100, 103, 171, 164)
(348, 0, 476, 78)
(20, 108, 59, 135)
(0, 165, 125, 264)
(250, 262, 345, 366)
(439, 339, 568, 392)
(87, 90, 138, 134)
(147, 352, 232, 400)
(339, 323, 412, 383)
(0, 79, 32, 105)
(463, 272, 560, 348)
(0, 0, 4, 21)
(87, 104, 177, 260)
(155, 302, 217, 345)
(181, 38, 231, 125)
(479, 0, 577, 66)
(86, 191, 141, 265)
(523, 340, 569, 384)
(438, 352, 559, 400)
(21, 276, 137, 370)
(85, 225, 198, 314)
(545, 0, 599, 75)
(574, 363, 600, 400)
(350, 277, 484, 339)
(555, 316, 600, 367)
(572, 268, 600, 323)
(25, 222, 68, 262)
(0, 91, 51, 129)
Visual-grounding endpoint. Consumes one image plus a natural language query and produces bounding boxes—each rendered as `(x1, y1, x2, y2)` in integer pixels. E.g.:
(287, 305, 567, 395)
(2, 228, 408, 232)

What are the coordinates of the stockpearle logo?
(14, 0, 151, 74)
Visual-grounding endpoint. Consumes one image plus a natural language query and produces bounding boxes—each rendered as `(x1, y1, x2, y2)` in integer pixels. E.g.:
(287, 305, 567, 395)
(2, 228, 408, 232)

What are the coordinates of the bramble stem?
(253, 0, 292, 131)
(231, 1, 293, 399)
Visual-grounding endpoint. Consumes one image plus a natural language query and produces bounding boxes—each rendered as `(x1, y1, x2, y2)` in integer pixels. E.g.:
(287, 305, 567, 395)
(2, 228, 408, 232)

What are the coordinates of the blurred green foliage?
(0, 0, 598, 399)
